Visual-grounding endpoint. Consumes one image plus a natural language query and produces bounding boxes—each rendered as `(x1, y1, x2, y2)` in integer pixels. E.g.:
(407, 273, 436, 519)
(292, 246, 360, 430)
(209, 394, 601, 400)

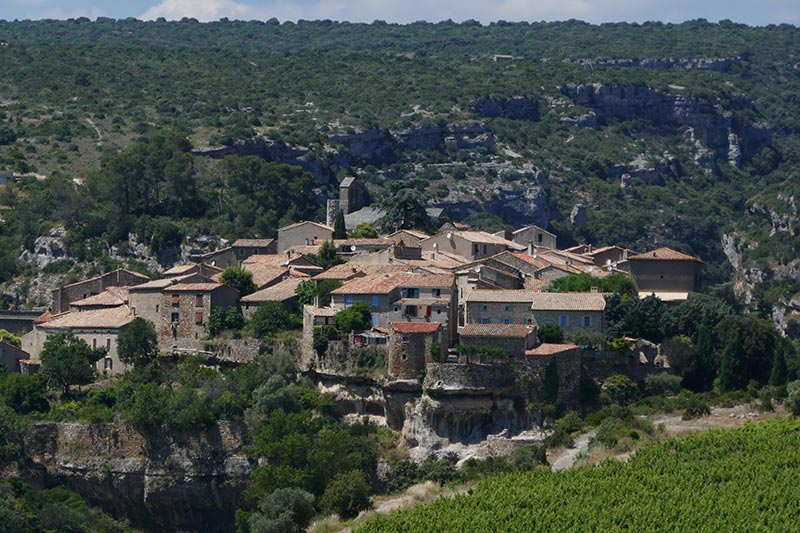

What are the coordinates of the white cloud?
(137, 0, 800, 25)
(141, 0, 252, 21)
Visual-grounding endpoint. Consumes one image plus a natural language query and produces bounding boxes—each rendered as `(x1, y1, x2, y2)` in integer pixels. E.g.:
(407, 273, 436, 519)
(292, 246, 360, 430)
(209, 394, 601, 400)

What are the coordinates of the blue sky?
(2, 0, 799, 26)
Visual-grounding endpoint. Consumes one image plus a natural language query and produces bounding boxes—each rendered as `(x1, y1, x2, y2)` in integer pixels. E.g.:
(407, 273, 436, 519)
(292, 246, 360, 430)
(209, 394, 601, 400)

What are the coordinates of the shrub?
(248, 487, 316, 533)
(319, 470, 371, 519)
(682, 398, 711, 420)
(601, 374, 639, 405)
(510, 444, 548, 470)
(643, 373, 683, 396)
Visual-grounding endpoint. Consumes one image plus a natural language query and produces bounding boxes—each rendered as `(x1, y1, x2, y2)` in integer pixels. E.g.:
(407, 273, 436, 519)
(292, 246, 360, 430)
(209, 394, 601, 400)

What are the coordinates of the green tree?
(719, 329, 748, 392)
(313, 240, 342, 270)
(248, 488, 316, 533)
(377, 188, 433, 233)
(0, 373, 49, 414)
(661, 335, 696, 376)
(117, 317, 158, 368)
(220, 266, 257, 296)
(250, 301, 294, 338)
(351, 222, 378, 238)
(295, 279, 342, 307)
(601, 374, 638, 405)
(538, 323, 564, 343)
(333, 210, 347, 239)
(319, 470, 371, 519)
(40, 333, 104, 394)
(769, 337, 790, 386)
(335, 302, 372, 334)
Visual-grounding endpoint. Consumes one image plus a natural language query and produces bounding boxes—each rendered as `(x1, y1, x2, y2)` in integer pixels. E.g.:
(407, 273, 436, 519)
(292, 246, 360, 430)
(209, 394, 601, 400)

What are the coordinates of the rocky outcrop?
(570, 203, 587, 226)
(574, 56, 741, 72)
(560, 83, 771, 167)
(474, 96, 540, 121)
(16, 421, 250, 532)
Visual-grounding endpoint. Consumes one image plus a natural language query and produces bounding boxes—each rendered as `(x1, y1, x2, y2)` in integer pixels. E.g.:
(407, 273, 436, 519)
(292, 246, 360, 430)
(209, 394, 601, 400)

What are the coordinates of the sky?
(2, 0, 799, 26)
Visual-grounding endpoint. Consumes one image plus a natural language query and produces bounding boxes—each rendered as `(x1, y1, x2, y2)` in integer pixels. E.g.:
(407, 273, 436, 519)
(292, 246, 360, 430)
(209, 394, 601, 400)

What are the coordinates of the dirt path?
(85, 117, 102, 143)
(551, 430, 596, 472)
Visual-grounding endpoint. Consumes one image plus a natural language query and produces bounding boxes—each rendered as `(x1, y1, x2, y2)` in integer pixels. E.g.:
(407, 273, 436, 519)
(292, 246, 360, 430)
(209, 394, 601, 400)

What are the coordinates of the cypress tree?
(769, 338, 789, 386)
(719, 329, 747, 391)
(333, 209, 347, 239)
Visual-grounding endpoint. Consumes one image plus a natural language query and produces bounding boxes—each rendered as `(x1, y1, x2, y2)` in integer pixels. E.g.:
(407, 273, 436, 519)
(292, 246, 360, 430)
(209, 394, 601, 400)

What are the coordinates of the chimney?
(588, 244, 592, 253)
(527, 241, 533, 256)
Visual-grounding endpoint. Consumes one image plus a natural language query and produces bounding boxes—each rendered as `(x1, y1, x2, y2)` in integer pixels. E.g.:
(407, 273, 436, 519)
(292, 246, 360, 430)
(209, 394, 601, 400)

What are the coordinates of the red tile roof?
(390, 322, 441, 334)
(242, 277, 303, 303)
(525, 343, 580, 356)
(628, 247, 702, 262)
(332, 272, 413, 295)
(233, 238, 275, 247)
(465, 289, 540, 303)
(42, 306, 134, 330)
(168, 282, 224, 292)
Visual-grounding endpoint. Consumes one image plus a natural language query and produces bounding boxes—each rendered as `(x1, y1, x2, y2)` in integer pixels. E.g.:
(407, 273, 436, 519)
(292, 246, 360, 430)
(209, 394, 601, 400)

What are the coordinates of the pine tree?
(333, 209, 347, 239)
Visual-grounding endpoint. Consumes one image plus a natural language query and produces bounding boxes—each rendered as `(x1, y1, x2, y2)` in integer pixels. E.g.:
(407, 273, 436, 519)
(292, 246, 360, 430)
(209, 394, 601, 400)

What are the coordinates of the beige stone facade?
(277, 221, 334, 253)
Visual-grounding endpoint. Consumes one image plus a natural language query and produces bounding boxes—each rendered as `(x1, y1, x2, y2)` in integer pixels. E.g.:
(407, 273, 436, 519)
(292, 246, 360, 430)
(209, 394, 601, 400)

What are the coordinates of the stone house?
(197, 239, 277, 269)
(241, 277, 303, 317)
(496, 225, 557, 249)
(386, 229, 430, 248)
(387, 322, 442, 380)
(301, 305, 338, 369)
(330, 272, 412, 328)
(529, 292, 606, 336)
(23, 305, 134, 375)
(386, 273, 457, 347)
(51, 268, 151, 314)
(277, 221, 334, 253)
(163, 263, 224, 279)
(420, 230, 525, 261)
(0, 340, 29, 373)
(627, 247, 703, 304)
(127, 274, 239, 352)
(242, 252, 323, 277)
(459, 323, 538, 360)
(464, 289, 539, 327)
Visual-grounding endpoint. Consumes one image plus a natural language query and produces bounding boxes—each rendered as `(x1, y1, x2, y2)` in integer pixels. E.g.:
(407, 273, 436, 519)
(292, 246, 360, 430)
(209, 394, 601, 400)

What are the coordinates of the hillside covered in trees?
(0, 18, 798, 313)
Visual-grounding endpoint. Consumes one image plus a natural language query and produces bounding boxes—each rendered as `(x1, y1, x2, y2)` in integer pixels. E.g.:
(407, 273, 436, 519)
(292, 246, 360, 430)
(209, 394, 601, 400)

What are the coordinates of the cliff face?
(17, 420, 250, 532)
(560, 83, 770, 167)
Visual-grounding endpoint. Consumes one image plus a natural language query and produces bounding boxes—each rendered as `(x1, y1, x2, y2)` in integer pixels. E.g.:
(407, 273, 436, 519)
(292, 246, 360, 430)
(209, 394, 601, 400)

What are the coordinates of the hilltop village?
(0, 176, 704, 454)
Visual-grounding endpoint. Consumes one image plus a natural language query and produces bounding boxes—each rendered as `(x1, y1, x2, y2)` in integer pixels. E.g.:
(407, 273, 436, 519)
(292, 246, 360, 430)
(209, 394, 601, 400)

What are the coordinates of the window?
(132, 307, 136, 316)
(480, 318, 491, 324)
(195, 294, 204, 307)
(92, 338, 97, 349)
(371, 295, 379, 308)
(583, 315, 593, 327)
(431, 288, 441, 298)
(559, 315, 570, 327)
(171, 294, 180, 306)
(405, 306, 418, 317)
(481, 305, 488, 311)
(195, 312, 203, 325)
(239, 248, 245, 256)
(504, 305, 512, 312)
(436, 309, 442, 315)
(536, 233, 543, 243)
(106, 339, 111, 350)
(171, 312, 179, 323)
(156, 304, 159, 313)
(483, 244, 487, 254)
(503, 318, 512, 324)
(473, 244, 479, 255)
(371, 313, 379, 327)
(346, 295, 353, 307)
(104, 357, 113, 371)
(402, 288, 419, 299)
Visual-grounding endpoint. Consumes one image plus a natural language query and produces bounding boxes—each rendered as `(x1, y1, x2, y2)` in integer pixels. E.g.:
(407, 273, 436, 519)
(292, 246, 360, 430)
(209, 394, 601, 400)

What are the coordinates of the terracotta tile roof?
(284, 244, 323, 256)
(331, 272, 414, 295)
(243, 254, 321, 270)
(163, 264, 199, 276)
(313, 263, 409, 281)
(335, 238, 396, 247)
(398, 273, 455, 288)
(279, 220, 334, 232)
(304, 305, 338, 316)
(387, 229, 430, 240)
(525, 343, 580, 356)
(513, 224, 555, 237)
(460, 323, 535, 338)
(431, 230, 527, 248)
(465, 289, 540, 303)
(390, 322, 441, 334)
(233, 238, 275, 248)
(71, 287, 129, 308)
(129, 274, 195, 291)
(243, 264, 289, 288)
(168, 282, 225, 292)
(536, 249, 595, 266)
(628, 247, 702, 262)
(530, 292, 606, 311)
(34, 311, 52, 324)
(42, 306, 134, 330)
(242, 277, 303, 303)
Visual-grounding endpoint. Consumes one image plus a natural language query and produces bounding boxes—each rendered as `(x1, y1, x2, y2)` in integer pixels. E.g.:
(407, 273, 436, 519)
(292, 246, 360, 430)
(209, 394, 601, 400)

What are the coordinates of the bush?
(643, 373, 683, 396)
(319, 470, 371, 519)
(335, 302, 372, 334)
(682, 398, 711, 420)
(601, 374, 639, 405)
(786, 380, 800, 416)
(418, 457, 459, 485)
(510, 444, 548, 470)
(248, 487, 316, 533)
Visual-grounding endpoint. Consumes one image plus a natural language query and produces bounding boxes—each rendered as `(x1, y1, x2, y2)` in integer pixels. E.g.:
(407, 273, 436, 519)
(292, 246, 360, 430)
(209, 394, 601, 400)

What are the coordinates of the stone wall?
(387, 330, 434, 380)
(423, 363, 516, 396)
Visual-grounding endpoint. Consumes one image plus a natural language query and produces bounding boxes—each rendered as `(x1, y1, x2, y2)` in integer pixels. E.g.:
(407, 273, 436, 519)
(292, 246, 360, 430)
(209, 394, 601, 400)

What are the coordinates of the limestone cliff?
(14, 420, 250, 532)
